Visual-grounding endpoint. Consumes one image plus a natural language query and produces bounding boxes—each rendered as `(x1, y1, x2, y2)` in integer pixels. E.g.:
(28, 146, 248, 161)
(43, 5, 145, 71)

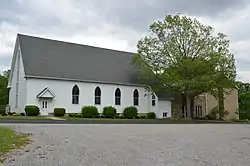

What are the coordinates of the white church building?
(8, 34, 172, 118)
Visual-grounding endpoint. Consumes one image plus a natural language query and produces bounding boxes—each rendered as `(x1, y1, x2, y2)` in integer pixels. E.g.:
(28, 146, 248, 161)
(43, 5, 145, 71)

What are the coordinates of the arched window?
(95, 86, 101, 105)
(72, 85, 79, 104)
(133, 89, 139, 106)
(115, 88, 121, 105)
(152, 93, 156, 106)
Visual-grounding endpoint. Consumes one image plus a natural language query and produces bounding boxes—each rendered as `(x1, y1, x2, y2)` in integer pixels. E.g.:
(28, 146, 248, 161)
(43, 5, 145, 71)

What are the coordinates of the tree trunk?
(190, 97, 195, 118)
(182, 93, 186, 118)
(186, 95, 191, 118)
(218, 88, 225, 119)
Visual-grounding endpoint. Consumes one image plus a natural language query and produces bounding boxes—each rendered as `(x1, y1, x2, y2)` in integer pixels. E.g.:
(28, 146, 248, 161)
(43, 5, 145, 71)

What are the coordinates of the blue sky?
(1, 0, 250, 82)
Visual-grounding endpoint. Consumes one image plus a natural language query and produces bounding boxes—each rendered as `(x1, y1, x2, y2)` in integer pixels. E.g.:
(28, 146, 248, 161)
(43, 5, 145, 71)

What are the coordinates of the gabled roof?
(17, 34, 173, 100)
(36, 87, 55, 98)
(18, 34, 143, 86)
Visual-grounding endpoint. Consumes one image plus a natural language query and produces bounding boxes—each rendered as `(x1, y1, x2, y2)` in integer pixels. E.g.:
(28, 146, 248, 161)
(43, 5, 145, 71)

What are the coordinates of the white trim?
(37, 87, 56, 98)
(8, 37, 19, 88)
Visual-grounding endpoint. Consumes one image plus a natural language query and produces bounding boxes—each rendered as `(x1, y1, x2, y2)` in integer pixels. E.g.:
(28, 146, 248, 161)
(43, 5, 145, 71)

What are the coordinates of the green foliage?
(146, 112, 156, 119)
(237, 81, 250, 93)
(171, 114, 184, 120)
(115, 115, 125, 119)
(239, 92, 250, 119)
(3, 70, 10, 80)
(206, 106, 219, 120)
(237, 81, 250, 120)
(7, 112, 16, 116)
(133, 14, 236, 118)
(139, 115, 147, 119)
(0, 74, 9, 107)
(82, 106, 99, 118)
(68, 113, 82, 118)
(54, 108, 66, 117)
(123, 106, 138, 119)
(0, 106, 5, 115)
(194, 116, 208, 120)
(24, 105, 40, 116)
(0, 70, 11, 112)
(209, 52, 236, 119)
(231, 119, 249, 123)
(103, 106, 117, 118)
(68, 113, 76, 117)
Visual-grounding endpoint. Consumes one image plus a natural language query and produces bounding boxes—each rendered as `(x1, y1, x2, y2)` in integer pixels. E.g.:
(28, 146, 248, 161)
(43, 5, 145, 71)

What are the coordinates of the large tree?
(209, 51, 236, 119)
(133, 14, 235, 118)
(3, 69, 10, 81)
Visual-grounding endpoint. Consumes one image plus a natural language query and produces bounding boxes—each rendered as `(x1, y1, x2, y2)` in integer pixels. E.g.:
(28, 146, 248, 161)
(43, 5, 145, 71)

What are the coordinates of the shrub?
(13, 113, 19, 116)
(20, 113, 25, 116)
(123, 106, 138, 119)
(233, 119, 249, 123)
(68, 113, 77, 117)
(147, 112, 156, 119)
(171, 115, 183, 120)
(54, 108, 66, 117)
(8, 112, 15, 116)
(206, 106, 219, 120)
(1, 112, 7, 116)
(219, 110, 229, 120)
(68, 113, 83, 118)
(136, 115, 146, 119)
(0, 108, 6, 115)
(82, 106, 99, 118)
(25, 105, 40, 116)
(103, 106, 117, 118)
(0, 111, 5, 115)
(77, 113, 83, 118)
(116, 115, 125, 119)
(194, 116, 208, 120)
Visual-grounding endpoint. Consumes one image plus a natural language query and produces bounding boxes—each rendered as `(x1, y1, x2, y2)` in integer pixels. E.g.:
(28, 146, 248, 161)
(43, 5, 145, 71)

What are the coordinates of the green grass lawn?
(0, 115, 49, 120)
(0, 127, 30, 162)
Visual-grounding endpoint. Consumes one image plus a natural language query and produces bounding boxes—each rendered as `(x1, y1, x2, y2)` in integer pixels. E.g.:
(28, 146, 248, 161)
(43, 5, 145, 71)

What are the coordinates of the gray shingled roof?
(18, 34, 143, 85)
(18, 34, 172, 100)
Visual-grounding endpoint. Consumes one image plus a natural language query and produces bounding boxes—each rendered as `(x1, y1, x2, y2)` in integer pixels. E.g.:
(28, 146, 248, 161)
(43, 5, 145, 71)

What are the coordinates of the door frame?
(40, 99, 50, 115)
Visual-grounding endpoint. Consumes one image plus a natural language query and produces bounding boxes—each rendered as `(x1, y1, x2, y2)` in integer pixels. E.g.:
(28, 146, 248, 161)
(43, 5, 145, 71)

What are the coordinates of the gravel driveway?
(1, 124, 250, 166)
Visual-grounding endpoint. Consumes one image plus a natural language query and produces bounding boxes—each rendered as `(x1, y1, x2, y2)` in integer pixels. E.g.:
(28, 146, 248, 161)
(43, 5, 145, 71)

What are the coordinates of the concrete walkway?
(46, 117, 66, 120)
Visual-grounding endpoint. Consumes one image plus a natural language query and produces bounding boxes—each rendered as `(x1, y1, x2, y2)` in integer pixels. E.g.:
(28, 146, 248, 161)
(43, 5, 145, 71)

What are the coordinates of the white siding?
(9, 46, 27, 113)
(157, 100, 172, 118)
(149, 94, 159, 117)
(26, 78, 155, 115)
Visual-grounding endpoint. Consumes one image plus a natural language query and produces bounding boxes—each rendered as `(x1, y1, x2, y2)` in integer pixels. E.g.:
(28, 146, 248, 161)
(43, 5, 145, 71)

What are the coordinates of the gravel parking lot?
(2, 124, 250, 166)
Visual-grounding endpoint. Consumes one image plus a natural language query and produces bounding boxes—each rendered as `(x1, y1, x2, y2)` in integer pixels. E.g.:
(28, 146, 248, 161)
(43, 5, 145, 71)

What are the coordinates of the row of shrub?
(80, 106, 156, 119)
(23, 105, 157, 119)
(23, 105, 65, 117)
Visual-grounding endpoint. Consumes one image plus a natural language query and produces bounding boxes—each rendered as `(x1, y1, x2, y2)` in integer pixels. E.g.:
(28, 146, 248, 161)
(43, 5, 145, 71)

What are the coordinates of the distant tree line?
(237, 81, 250, 119)
(0, 69, 10, 109)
